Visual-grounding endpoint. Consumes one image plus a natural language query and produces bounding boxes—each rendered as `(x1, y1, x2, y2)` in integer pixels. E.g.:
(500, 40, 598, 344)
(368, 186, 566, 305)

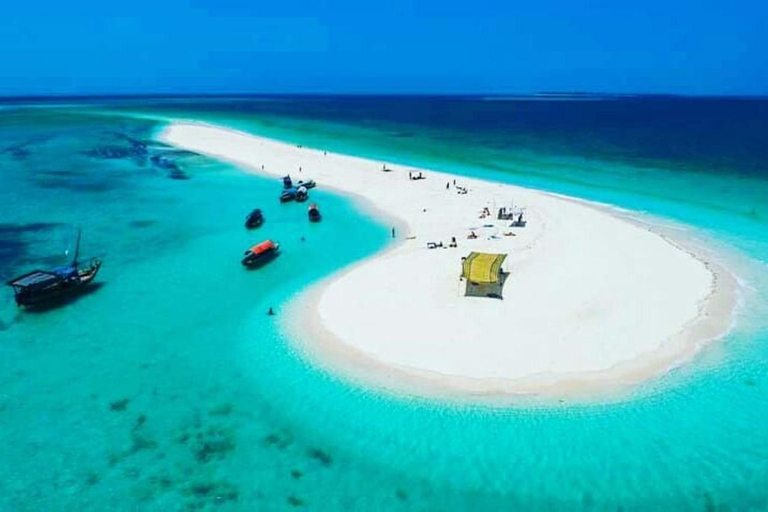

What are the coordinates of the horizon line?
(1, 91, 768, 101)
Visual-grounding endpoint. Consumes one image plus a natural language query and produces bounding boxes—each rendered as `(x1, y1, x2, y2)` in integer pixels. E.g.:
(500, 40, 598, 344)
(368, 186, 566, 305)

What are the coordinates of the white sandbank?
(160, 121, 737, 399)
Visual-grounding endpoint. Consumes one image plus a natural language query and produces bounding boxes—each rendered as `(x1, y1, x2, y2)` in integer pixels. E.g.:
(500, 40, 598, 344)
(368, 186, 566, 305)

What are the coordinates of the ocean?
(0, 96, 766, 510)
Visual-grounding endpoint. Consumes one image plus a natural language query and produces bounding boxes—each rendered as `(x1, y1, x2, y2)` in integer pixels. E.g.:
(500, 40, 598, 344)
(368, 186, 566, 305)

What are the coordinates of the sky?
(1, 0, 766, 96)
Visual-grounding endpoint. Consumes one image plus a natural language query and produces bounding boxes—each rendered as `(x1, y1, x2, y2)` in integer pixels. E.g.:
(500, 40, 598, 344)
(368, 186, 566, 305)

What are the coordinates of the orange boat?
(241, 240, 280, 268)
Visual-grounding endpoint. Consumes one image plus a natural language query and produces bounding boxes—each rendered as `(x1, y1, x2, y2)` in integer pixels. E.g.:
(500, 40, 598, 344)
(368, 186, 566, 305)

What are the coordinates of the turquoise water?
(1, 99, 767, 510)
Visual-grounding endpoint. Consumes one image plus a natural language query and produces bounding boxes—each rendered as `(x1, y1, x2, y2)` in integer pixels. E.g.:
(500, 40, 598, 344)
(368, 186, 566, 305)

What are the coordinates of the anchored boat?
(6, 230, 102, 308)
(295, 179, 316, 189)
(295, 186, 309, 202)
(280, 187, 297, 202)
(241, 240, 280, 268)
(245, 208, 264, 228)
(308, 204, 321, 222)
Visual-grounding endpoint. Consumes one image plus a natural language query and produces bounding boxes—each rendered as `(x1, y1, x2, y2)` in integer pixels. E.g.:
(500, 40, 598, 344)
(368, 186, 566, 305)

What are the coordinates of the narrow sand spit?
(160, 121, 737, 399)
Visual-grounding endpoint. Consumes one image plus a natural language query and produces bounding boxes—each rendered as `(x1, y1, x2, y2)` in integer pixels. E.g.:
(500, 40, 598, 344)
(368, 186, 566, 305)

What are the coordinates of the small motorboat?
(295, 179, 316, 189)
(295, 186, 308, 202)
(245, 208, 264, 228)
(280, 187, 297, 202)
(6, 229, 102, 308)
(241, 240, 280, 268)
(308, 204, 321, 222)
(282, 175, 293, 189)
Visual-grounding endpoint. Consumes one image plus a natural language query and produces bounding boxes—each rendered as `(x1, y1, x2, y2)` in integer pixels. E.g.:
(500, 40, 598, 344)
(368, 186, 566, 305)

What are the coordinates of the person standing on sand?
(446, 182, 450, 189)
(392, 227, 396, 238)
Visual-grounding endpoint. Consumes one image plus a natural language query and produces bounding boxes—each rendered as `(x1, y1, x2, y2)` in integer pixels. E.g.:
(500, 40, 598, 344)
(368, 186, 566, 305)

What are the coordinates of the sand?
(160, 121, 737, 399)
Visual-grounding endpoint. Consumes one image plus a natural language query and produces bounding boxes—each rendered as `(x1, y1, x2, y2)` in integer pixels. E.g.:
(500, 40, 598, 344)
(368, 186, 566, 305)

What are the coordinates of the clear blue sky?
(1, 0, 766, 96)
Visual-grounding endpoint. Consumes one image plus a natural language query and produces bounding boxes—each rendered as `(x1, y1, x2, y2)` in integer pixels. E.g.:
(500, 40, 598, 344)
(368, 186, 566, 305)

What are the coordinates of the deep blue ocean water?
(0, 96, 767, 510)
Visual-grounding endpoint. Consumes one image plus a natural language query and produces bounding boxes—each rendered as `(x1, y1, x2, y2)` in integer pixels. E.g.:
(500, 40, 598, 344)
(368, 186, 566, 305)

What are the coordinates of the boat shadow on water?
(21, 281, 106, 314)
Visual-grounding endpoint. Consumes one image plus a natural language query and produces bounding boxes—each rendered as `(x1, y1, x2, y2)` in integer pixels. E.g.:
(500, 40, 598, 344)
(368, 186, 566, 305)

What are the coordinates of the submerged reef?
(82, 131, 200, 180)
(1, 135, 51, 160)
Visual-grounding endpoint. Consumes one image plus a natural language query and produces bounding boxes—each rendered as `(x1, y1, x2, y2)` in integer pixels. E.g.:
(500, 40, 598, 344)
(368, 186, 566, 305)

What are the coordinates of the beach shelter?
(461, 252, 508, 299)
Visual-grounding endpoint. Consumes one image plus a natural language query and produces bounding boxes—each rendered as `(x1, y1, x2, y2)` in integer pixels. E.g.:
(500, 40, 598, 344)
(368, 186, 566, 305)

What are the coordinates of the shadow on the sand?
(463, 271, 509, 300)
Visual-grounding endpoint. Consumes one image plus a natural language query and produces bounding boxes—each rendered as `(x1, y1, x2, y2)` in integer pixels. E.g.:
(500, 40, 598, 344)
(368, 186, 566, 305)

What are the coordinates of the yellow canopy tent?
(461, 252, 507, 284)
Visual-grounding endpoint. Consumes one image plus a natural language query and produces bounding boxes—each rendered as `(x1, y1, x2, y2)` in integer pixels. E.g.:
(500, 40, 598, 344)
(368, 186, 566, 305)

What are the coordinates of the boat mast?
(72, 228, 82, 268)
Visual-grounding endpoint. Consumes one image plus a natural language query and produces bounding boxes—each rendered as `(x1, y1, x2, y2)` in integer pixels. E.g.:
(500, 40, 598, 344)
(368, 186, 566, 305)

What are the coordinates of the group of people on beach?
(427, 236, 458, 250)
(387, 165, 528, 249)
(448, 179, 468, 194)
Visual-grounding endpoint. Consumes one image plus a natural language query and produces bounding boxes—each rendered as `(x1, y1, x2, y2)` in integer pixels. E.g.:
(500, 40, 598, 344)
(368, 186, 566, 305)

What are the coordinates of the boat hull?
(241, 250, 279, 268)
(241, 241, 280, 269)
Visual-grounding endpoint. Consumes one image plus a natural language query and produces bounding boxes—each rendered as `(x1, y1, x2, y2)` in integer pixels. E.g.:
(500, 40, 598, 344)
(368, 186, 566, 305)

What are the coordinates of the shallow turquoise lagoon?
(1, 99, 767, 510)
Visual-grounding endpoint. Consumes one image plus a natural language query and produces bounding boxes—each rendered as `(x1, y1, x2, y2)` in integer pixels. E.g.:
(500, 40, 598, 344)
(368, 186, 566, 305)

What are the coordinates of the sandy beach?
(160, 121, 737, 399)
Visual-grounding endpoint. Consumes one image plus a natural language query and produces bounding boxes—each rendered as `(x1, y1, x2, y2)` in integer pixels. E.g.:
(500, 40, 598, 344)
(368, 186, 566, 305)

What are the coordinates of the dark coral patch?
(133, 414, 147, 430)
(189, 426, 235, 463)
(287, 496, 305, 507)
(84, 471, 100, 487)
(109, 398, 130, 412)
(129, 431, 158, 454)
(263, 431, 293, 450)
(307, 448, 332, 467)
(208, 403, 233, 416)
(184, 480, 239, 504)
(129, 220, 157, 229)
